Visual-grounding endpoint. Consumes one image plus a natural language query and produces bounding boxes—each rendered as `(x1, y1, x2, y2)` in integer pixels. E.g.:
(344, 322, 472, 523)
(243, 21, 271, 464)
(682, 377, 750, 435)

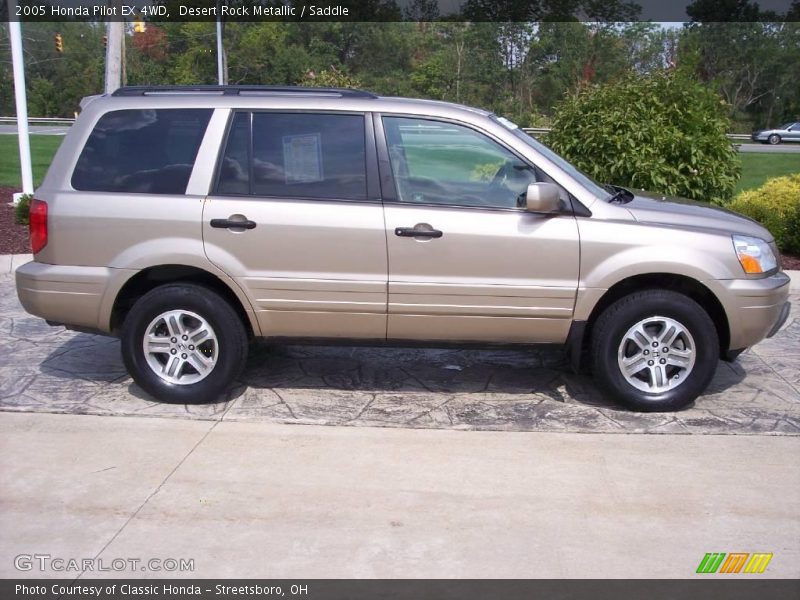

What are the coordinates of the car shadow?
(33, 334, 747, 413)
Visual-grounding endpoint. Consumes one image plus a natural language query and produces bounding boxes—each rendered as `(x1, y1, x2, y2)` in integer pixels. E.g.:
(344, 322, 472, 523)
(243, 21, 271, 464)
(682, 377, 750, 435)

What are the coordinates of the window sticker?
(282, 133, 323, 184)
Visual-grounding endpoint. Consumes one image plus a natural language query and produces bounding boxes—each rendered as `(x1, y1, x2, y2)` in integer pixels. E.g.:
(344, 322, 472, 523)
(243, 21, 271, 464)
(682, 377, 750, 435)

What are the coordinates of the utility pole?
(104, 0, 124, 94)
(7, 1, 34, 201)
(216, 0, 227, 85)
(216, 19, 225, 85)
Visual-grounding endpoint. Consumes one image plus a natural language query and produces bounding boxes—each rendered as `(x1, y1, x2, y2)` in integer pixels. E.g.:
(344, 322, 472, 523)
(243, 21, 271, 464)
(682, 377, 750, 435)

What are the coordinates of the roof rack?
(111, 85, 378, 99)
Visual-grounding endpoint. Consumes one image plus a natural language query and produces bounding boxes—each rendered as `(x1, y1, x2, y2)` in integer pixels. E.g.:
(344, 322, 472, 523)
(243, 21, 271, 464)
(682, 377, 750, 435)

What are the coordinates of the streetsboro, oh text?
(16, 584, 310, 596)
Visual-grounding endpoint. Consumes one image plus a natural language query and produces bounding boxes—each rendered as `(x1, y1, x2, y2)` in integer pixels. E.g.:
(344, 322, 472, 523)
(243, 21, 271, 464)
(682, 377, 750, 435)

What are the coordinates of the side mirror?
(524, 182, 561, 214)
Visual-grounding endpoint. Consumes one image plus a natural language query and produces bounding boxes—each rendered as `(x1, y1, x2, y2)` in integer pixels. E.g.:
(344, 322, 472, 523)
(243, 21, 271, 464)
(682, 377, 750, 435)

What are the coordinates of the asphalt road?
(738, 142, 800, 153)
(0, 125, 71, 136)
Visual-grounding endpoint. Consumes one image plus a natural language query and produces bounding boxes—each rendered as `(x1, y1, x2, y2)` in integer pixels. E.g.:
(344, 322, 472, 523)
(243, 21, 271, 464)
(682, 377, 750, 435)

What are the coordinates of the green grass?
(737, 153, 800, 194)
(0, 135, 64, 188)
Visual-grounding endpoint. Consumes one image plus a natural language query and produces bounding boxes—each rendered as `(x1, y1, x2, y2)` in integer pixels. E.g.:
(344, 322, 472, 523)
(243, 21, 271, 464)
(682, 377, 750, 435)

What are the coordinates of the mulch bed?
(0, 187, 798, 269)
(1, 186, 31, 254)
(784, 252, 800, 271)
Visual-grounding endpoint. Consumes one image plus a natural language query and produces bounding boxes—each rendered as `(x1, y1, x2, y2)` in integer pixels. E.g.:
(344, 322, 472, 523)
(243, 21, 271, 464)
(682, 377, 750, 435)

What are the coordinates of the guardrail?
(0, 116, 76, 125)
(0, 118, 755, 140)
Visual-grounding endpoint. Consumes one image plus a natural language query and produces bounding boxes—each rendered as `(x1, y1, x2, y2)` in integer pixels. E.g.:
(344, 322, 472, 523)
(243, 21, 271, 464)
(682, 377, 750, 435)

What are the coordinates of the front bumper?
(766, 301, 791, 338)
(711, 271, 791, 351)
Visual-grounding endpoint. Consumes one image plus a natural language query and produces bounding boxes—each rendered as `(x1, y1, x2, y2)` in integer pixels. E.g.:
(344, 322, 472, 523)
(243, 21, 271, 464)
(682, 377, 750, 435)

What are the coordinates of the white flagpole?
(7, 8, 35, 201)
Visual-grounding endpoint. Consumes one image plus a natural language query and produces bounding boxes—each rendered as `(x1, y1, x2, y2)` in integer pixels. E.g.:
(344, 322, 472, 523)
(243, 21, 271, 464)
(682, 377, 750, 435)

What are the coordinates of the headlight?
(732, 235, 777, 274)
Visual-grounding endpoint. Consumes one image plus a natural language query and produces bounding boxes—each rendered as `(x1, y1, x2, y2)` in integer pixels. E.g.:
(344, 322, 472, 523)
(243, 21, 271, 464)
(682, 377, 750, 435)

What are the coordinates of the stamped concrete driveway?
(1, 274, 798, 435)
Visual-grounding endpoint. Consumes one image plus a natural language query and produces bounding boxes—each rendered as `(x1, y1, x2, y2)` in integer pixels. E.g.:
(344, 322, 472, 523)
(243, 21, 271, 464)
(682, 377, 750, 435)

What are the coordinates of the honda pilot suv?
(16, 85, 791, 412)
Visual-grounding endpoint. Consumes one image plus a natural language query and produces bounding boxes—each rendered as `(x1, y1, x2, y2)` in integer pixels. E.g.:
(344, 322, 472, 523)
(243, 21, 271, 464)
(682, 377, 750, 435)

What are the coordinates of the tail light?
(29, 198, 48, 254)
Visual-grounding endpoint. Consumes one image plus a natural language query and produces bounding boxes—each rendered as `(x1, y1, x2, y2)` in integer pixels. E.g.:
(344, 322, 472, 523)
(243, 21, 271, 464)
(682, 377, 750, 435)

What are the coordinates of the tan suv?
(15, 85, 791, 411)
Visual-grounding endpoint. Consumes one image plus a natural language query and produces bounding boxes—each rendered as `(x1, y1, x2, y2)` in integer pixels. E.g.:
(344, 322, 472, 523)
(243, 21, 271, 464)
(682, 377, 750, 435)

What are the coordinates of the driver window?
(382, 116, 537, 209)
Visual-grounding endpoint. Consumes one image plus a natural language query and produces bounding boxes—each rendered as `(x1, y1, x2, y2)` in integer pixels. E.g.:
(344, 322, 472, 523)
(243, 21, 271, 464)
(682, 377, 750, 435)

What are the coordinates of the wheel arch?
(109, 264, 258, 338)
(581, 273, 730, 362)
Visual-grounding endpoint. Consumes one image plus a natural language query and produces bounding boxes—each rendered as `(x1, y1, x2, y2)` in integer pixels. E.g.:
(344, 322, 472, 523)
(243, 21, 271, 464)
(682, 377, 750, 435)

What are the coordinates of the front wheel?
(768, 134, 781, 145)
(591, 290, 719, 412)
(121, 283, 248, 403)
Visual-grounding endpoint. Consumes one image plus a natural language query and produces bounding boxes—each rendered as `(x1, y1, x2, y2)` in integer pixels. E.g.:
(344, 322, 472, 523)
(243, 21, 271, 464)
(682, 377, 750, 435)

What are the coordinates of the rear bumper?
(15, 261, 115, 334)
(712, 271, 791, 351)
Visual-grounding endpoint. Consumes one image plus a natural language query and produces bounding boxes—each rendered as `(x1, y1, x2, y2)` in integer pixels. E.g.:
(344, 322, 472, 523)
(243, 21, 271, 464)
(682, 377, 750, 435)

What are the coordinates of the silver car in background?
(751, 121, 800, 144)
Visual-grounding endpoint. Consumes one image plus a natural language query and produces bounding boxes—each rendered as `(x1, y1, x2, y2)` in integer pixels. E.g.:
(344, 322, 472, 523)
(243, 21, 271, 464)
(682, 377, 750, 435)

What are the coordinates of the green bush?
(14, 194, 32, 226)
(729, 174, 800, 254)
(546, 70, 741, 205)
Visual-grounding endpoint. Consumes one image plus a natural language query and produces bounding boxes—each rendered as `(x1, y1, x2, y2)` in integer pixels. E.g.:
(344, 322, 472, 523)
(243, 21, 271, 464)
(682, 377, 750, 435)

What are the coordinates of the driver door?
(378, 115, 580, 344)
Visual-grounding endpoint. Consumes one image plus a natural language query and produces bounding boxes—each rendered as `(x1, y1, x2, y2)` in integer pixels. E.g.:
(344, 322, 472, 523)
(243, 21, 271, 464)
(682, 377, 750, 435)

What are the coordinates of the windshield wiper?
(605, 185, 634, 204)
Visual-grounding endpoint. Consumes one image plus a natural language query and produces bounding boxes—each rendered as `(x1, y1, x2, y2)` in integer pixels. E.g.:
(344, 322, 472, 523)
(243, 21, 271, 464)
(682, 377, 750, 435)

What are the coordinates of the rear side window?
(72, 109, 212, 194)
(216, 112, 367, 200)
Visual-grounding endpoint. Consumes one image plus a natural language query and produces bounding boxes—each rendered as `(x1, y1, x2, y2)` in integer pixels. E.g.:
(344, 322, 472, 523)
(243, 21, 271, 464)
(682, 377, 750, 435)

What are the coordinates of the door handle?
(210, 218, 257, 230)
(395, 226, 443, 238)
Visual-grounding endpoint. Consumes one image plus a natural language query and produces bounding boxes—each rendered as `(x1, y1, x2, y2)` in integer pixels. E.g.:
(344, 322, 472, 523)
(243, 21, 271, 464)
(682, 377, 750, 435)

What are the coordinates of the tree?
(683, 0, 800, 129)
(300, 65, 363, 88)
(546, 70, 741, 204)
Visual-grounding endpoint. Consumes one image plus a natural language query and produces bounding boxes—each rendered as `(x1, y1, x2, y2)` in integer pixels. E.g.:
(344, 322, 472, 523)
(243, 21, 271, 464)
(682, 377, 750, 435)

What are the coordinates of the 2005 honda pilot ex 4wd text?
(16, 85, 792, 412)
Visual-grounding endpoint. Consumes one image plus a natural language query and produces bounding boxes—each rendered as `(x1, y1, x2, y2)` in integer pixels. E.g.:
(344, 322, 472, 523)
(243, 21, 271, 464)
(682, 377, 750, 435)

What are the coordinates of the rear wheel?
(591, 290, 719, 412)
(121, 283, 248, 403)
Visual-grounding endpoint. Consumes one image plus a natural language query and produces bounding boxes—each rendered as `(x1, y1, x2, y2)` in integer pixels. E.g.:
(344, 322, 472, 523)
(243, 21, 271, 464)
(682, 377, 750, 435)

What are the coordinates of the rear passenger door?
(203, 111, 387, 339)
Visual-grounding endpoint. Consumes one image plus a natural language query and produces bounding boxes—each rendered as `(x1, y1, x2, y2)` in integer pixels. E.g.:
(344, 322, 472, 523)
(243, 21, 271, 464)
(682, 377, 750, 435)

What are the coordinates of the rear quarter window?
(71, 108, 212, 194)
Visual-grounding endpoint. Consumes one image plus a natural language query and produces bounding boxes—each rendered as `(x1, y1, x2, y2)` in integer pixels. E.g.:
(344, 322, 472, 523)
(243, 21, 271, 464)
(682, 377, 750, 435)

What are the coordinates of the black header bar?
(4, 0, 800, 23)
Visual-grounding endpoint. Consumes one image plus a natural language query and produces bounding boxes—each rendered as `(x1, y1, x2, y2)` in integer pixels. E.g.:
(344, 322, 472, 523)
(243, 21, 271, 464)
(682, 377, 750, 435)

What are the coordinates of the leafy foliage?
(729, 174, 800, 254)
(14, 194, 32, 226)
(546, 70, 741, 204)
(300, 65, 363, 89)
(471, 161, 504, 182)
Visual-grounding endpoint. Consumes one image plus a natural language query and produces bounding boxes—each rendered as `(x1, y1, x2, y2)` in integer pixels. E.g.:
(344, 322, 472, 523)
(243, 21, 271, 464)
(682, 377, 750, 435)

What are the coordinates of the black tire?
(768, 134, 781, 145)
(121, 283, 248, 404)
(590, 290, 719, 412)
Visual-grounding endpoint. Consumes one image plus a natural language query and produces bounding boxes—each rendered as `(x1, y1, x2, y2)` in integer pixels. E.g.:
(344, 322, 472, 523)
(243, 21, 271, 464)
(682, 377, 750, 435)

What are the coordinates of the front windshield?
(492, 116, 609, 200)
(778, 123, 794, 130)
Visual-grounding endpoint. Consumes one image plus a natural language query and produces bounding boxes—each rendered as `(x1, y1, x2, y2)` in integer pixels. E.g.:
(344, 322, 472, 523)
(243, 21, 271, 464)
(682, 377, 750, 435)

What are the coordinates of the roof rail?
(111, 85, 378, 99)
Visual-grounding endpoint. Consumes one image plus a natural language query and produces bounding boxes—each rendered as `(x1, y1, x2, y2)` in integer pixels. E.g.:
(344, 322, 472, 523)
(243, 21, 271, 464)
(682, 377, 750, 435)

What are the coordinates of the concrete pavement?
(1, 411, 797, 579)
